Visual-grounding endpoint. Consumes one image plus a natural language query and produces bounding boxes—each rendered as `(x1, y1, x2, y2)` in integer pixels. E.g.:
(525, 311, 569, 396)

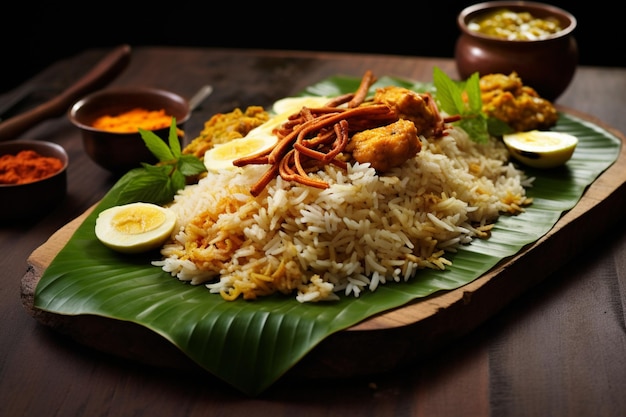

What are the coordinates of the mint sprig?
(109, 117, 207, 206)
(433, 67, 511, 142)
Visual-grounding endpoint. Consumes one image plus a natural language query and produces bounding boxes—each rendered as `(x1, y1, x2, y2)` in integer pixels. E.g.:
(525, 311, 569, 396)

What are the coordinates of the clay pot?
(69, 87, 190, 174)
(455, 1, 578, 101)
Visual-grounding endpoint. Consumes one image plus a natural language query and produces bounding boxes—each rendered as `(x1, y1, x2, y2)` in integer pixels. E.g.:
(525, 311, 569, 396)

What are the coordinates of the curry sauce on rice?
(153, 71, 536, 303)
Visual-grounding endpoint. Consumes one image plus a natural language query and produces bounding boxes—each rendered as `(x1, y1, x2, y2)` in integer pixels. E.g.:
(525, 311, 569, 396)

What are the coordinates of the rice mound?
(154, 126, 532, 302)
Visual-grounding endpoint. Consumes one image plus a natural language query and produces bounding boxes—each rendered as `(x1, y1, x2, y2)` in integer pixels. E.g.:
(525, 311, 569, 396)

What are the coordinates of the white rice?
(153, 126, 532, 302)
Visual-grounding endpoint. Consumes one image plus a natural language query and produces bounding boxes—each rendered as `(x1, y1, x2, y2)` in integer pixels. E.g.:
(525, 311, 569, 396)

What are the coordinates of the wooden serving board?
(20, 109, 626, 379)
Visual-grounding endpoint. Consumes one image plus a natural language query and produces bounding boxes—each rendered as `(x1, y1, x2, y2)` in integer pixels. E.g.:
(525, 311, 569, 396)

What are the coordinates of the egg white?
(203, 96, 331, 173)
(503, 130, 578, 169)
(271, 96, 331, 115)
(95, 202, 177, 254)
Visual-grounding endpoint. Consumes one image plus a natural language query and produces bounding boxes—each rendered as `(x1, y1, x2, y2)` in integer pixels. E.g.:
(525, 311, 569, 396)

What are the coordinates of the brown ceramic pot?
(455, 1, 578, 101)
(69, 87, 190, 174)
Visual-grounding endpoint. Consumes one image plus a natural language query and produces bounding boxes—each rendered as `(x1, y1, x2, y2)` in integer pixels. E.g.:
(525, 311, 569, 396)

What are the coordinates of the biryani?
(153, 71, 536, 303)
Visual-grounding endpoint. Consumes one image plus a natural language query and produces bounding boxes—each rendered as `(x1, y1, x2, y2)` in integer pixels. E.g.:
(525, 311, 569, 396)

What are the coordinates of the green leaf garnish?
(111, 165, 177, 206)
(487, 117, 515, 137)
(458, 116, 490, 143)
(121, 118, 208, 205)
(168, 118, 182, 158)
(178, 154, 206, 176)
(432, 67, 512, 142)
(139, 121, 175, 163)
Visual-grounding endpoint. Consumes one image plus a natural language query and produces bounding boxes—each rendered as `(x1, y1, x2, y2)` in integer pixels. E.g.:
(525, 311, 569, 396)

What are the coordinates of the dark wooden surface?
(2, 46, 626, 417)
(3, 1, 625, 93)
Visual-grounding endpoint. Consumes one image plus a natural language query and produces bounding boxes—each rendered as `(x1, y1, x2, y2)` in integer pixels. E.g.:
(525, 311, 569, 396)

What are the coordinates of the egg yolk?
(110, 205, 166, 234)
(212, 136, 272, 161)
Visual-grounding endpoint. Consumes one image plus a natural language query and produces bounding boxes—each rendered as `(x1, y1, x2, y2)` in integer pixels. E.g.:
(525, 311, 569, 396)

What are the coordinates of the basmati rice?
(153, 126, 533, 302)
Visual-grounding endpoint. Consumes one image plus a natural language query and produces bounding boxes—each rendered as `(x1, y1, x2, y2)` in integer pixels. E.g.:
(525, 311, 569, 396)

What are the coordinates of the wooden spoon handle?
(0, 44, 132, 142)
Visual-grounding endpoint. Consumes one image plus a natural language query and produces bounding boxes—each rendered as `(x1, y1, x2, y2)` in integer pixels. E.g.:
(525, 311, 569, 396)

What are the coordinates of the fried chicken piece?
(346, 119, 421, 172)
(480, 72, 558, 132)
(373, 86, 444, 137)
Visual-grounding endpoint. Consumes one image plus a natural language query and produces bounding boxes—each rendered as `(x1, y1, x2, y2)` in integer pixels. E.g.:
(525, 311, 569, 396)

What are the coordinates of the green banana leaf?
(34, 75, 621, 396)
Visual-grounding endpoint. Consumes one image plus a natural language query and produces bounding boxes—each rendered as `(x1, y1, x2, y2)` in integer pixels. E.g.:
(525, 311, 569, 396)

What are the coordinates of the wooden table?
(2, 46, 626, 417)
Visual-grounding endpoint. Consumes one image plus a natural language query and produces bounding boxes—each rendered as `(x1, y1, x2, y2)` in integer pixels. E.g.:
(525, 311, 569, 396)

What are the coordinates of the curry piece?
(183, 106, 269, 158)
(373, 86, 444, 137)
(346, 119, 421, 172)
(479, 72, 558, 132)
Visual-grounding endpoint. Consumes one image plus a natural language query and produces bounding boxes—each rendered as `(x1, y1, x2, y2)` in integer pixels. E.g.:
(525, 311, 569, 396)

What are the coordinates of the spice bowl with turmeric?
(69, 87, 190, 173)
(0, 140, 68, 221)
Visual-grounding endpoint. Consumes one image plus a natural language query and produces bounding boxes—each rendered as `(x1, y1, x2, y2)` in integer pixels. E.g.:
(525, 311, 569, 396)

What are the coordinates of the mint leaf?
(111, 165, 177, 206)
(464, 72, 482, 114)
(168, 118, 182, 158)
(170, 169, 186, 192)
(433, 67, 462, 116)
(432, 67, 511, 142)
(487, 116, 514, 136)
(115, 119, 208, 205)
(459, 117, 490, 144)
(139, 125, 175, 162)
(178, 154, 206, 176)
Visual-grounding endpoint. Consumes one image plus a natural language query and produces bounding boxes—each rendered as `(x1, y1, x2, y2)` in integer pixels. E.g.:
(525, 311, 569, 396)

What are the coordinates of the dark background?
(2, 2, 620, 94)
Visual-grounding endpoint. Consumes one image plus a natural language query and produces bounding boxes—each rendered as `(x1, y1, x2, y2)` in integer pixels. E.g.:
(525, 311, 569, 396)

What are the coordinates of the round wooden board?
(20, 109, 626, 379)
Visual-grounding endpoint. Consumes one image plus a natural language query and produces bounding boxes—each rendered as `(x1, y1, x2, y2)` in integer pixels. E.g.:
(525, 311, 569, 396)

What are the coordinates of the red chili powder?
(0, 150, 64, 185)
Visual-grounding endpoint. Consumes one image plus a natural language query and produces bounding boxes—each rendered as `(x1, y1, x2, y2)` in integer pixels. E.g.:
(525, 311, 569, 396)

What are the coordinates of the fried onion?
(234, 70, 399, 196)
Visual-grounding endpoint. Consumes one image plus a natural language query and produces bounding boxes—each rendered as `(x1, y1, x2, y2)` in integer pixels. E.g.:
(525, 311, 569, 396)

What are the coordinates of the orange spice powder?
(0, 150, 64, 185)
(92, 108, 173, 133)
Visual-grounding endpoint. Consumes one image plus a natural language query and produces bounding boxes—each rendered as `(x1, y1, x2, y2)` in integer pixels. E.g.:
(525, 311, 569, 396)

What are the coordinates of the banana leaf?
(34, 75, 621, 396)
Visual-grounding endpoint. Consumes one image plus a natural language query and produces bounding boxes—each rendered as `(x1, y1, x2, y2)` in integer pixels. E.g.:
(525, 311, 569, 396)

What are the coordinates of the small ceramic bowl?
(0, 140, 68, 221)
(455, 1, 578, 101)
(68, 87, 191, 174)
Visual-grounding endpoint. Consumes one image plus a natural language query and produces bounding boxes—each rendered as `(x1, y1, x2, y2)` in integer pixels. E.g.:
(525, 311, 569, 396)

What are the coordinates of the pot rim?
(68, 86, 191, 135)
(458, 1, 577, 43)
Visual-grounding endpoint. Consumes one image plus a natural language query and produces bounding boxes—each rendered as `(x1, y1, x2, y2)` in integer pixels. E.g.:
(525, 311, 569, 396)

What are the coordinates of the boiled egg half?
(95, 202, 177, 254)
(203, 132, 277, 172)
(503, 130, 578, 169)
(271, 96, 332, 117)
(203, 96, 331, 173)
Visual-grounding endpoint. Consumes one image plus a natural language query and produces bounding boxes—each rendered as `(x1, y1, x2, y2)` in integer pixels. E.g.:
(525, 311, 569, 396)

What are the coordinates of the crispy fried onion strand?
(233, 70, 398, 196)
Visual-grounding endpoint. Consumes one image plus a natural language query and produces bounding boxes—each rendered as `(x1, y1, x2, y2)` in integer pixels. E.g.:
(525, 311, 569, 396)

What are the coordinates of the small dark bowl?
(455, 1, 578, 101)
(69, 87, 190, 174)
(0, 140, 68, 221)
